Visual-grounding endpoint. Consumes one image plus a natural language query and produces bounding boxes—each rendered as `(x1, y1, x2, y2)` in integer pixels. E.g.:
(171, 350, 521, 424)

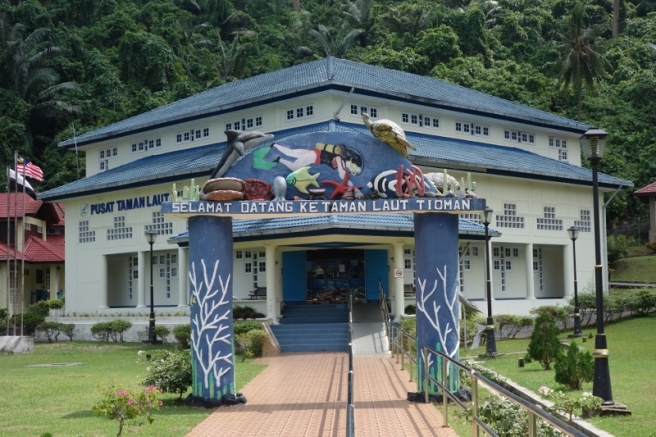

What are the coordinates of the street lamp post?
(482, 207, 497, 357)
(580, 127, 613, 405)
(567, 226, 582, 338)
(145, 229, 158, 344)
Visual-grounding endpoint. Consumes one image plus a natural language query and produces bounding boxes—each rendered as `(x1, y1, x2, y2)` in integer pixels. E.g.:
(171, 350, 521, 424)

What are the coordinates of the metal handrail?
(389, 327, 586, 437)
(390, 325, 417, 382)
(379, 280, 390, 343)
(347, 293, 355, 437)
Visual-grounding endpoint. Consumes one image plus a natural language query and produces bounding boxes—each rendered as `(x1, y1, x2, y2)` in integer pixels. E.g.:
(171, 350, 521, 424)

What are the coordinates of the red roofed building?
(635, 181, 656, 244)
(0, 193, 65, 315)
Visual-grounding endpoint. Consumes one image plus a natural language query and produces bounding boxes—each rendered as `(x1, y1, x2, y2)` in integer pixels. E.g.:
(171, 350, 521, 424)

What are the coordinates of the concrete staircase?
(270, 303, 349, 352)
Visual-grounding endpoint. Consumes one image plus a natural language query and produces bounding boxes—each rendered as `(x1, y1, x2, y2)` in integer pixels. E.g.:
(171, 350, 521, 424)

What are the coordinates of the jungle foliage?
(1, 0, 655, 231)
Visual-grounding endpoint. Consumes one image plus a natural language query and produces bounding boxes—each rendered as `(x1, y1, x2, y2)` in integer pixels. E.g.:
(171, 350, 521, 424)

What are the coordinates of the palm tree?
(556, 2, 611, 121)
(302, 24, 363, 58)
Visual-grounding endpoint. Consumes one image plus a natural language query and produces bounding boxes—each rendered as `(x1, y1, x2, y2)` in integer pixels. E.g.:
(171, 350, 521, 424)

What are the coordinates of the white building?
(39, 57, 631, 320)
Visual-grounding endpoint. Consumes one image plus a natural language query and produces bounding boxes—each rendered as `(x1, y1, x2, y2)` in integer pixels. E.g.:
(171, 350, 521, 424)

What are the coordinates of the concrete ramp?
(351, 302, 389, 355)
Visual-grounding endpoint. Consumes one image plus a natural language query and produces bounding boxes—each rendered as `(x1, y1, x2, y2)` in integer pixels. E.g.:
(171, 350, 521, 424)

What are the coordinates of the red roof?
(635, 181, 656, 196)
(0, 193, 43, 217)
(0, 235, 64, 263)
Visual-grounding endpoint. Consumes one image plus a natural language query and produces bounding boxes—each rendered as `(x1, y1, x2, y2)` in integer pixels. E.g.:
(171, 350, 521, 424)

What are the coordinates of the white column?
(525, 243, 535, 299)
(177, 247, 188, 308)
(393, 242, 405, 322)
(563, 243, 573, 299)
(276, 251, 283, 319)
(265, 245, 277, 323)
(98, 255, 108, 309)
(137, 250, 146, 308)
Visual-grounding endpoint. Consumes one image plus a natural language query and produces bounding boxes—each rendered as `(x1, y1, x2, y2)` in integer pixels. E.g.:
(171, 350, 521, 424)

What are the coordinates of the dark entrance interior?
(306, 249, 365, 302)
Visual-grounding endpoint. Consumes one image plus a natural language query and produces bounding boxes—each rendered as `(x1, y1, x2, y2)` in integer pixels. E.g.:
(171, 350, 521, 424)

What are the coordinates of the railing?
(347, 293, 355, 437)
(379, 280, 390, 343)
(390, 327, 587, 437)
(390, 325, 417, 382)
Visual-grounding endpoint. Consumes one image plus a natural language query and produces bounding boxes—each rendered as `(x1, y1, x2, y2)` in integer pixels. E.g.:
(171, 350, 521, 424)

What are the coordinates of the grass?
(461, 315, 656, 437)
(0, 342, 266, 437)
(610, 255, 656, 282)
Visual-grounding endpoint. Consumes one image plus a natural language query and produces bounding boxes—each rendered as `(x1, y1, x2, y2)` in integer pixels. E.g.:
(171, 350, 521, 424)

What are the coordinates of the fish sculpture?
(286, 166, 320, 194)
(367, 170, 399, 198)
(210, 130, 274, 179)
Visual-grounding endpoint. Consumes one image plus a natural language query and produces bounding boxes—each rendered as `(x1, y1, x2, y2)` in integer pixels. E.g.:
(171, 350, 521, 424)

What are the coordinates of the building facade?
(39, 57, 631, 320)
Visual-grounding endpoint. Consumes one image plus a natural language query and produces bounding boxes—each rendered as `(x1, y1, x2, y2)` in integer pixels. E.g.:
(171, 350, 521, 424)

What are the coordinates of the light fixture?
(145, 229, 158, 344)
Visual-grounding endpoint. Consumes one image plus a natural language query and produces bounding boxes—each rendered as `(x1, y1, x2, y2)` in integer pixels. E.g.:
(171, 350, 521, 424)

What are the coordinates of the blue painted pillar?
(414, 213, 460, 395)
(188, 216, 235, 400)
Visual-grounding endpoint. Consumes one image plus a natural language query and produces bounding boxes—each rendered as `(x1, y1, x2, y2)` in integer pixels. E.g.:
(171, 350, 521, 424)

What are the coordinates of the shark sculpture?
(210, 130, 274, 179)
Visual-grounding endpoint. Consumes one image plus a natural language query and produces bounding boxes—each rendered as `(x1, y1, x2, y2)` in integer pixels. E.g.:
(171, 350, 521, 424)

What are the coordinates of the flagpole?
(12, 151, 18, 335)
(20, 163, 27, 337)
(5, 167, 10, 335)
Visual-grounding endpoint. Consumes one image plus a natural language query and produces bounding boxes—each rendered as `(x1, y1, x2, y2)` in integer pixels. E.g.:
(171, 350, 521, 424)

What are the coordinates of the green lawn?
(0, 342, 266, 437)
(463, 315, 656, 437)
(610, 253, 656, 282)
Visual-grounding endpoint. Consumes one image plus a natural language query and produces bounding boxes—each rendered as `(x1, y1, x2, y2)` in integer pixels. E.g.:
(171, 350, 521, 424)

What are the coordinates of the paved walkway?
(187, 352, 458, 437)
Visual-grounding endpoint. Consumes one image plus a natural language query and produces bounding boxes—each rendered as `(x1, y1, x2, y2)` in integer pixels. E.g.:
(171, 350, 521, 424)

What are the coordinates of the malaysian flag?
(16, 154, 44, 181)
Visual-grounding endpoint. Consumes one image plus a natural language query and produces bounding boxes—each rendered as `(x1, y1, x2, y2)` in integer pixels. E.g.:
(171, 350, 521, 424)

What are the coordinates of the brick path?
(187, 353, 458, 437)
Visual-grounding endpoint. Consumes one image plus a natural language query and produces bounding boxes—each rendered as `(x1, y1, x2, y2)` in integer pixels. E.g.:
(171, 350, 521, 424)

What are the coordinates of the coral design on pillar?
(189, 259, 233, 390)
(416, 265, 459, 359)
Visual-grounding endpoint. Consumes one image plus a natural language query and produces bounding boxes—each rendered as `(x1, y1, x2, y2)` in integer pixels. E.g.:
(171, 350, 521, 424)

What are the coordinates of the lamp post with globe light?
(482, 207, 497, 357)
(567, 226, 582, 338)
(145, 229, 158, 344)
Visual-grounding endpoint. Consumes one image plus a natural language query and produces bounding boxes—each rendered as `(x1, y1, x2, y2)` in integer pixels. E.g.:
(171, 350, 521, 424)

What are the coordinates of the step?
(281, 343, 348, 353)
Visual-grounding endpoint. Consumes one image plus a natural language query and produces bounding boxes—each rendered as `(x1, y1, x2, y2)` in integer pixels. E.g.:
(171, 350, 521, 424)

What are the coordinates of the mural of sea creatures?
(243, 178, 272, 201)
(200, 177, 245, 201)
(210, 130, 274, 179)
(368, 170, 401, 198)
(361, 112, 416, 158)
(272, 176, 287, 201)
(397, 165, 426, 197)
(286, 166, 320, 194)
(425, 172, 460, 196)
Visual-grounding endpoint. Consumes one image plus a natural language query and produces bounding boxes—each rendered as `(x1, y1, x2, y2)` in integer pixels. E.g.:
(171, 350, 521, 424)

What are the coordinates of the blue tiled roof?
(39, 121, 631, 201)
(60, 57, 589, 148)
(167, 215, 500, 244)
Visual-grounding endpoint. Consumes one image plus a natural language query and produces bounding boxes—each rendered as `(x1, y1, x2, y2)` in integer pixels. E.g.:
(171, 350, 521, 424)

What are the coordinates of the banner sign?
(162, 198, 486, 219)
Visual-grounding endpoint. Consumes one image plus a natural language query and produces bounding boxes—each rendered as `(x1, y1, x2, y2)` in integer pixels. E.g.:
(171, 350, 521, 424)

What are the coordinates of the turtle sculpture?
(361, 112, 416, 158)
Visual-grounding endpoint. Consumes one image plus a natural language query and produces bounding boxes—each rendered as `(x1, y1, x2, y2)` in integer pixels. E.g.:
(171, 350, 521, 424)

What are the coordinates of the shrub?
(27, 301, 51, 316)
(93, 381, 162, 437)
(645, 241, 656, 253)
(607, 234, 633, 263)
(236, 329, 267, 360)
(233, 305, 264, 319)
(233, 320, 264, 335)
(173, 324, 191, 349)
(110, 320, 133, 342)
(8, 313, 46, 335)
(530, 305, 570, 331)
(141, 349, 192, 400)
(496, 314, 534, 339)
(465, 397, 562, 436)
(61, 323, 75, 341)
(91, 321, 114, 341)
(633, 289, 656, 315)
(153, 326, 171, 344)
(554, 341, 594, 390)
(539, 386, 602, 421)
(525, 312, 562, 370)
(37, 321, 64, 343)
(404, 304, 416, 315)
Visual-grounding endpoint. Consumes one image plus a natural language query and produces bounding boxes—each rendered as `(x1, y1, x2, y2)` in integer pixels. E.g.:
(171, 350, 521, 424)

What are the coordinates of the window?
(455, 121, 489, 137)
(505, 260, 512, 271)
(236, 251, 243, 259)
(496, 203, 525, 229)
(351, 104, 378, 118)
(493, 260, 501, 270)
(504, 130, 535, 144)
(401, 112, 440, 129)
(461, 259, 471, 271)
(159, 267, 166, 279)
(513, 248, 519, 258)
(285, 105, 314, 122)
(245, 251, 252, 258)
(107, 216, 133, 240)
(145, 212, 172, 235)
(548, 136, 568, 161)
(245, 263, 252, 273)
(259, 261, 266, 272)
(493, 247, 500, 257)
(171, 254, 177, 264)
(133, 138, 162, 153)
(537, 206, 563, 231)
(24, 223, 31, 230)
(574, 210, 591, 232)
(171, 267, 178, 278)
(404, 259, 412, 269)
(79, 220, 95, 243)
(259, 251, 265, 258)
(159, 255, 166, 265)
(176, 128, 209, 143)
(98, 147, 117, 171)
(461, 213, 482, 224)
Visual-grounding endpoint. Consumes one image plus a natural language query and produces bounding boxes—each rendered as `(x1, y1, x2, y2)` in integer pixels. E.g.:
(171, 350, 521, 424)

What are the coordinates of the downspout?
(333, 87, 355, 121)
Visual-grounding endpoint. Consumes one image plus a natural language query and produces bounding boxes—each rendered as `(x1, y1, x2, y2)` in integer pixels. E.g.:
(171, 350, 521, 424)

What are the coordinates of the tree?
(303, 24, 363, 58)
(555, 2, 611, 120)
(554, 341, 594, 390)
(525, 312, 563, 370)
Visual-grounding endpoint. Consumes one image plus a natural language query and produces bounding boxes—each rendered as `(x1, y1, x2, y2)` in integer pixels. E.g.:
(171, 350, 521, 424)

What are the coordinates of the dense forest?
(1, 0, 656, 236)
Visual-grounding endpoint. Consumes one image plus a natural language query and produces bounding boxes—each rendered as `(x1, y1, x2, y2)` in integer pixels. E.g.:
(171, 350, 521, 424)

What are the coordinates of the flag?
(8, 169, 37, 199)
(16, 155, 44, 181)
